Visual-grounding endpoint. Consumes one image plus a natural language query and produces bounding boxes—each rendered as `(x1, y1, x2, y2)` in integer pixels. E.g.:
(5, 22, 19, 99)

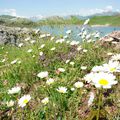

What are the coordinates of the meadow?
(0, 20, 120, 120)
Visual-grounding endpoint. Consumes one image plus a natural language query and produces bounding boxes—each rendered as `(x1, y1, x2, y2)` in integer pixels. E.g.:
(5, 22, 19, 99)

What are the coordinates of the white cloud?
(0, 8, 17, 16)
(77, 5, 118, 16)
(46, 5, 119, 17)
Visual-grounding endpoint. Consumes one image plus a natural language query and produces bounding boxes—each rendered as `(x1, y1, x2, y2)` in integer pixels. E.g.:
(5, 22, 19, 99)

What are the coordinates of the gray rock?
(97, 31, 120, 50)
(0, 25, 39, 45)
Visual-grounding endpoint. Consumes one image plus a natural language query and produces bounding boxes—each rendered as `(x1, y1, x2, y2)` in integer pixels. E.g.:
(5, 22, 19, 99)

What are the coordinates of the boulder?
(97, 31, 120, 50)
(0, 25, 38, 45)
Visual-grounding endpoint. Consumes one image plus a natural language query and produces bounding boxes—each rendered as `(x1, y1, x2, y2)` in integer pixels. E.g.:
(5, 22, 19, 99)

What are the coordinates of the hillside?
(90, 15, 120, 26)
(0, 15, 120, 27)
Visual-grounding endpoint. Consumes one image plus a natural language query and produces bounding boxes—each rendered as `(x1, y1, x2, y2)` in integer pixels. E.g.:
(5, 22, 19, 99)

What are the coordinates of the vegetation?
(90, 15, 120, 26)
(0, 15, 120, 27)
(0, 34, 120, 119)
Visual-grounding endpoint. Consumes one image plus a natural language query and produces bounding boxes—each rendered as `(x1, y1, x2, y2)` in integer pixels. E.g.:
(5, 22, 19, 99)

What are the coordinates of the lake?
(38, 25, 120, 40)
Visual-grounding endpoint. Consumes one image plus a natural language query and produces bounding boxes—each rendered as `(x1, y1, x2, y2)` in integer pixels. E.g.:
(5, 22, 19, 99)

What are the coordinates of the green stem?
(96, 89, 102, 120)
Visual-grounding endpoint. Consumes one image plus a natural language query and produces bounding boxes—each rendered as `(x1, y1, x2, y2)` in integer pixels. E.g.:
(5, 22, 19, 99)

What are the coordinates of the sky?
(0, 0, 120, 18)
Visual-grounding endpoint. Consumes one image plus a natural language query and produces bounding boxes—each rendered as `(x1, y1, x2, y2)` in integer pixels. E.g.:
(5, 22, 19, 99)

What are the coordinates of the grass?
(0, 36, 120, 120)
(90, 15, 120, 26)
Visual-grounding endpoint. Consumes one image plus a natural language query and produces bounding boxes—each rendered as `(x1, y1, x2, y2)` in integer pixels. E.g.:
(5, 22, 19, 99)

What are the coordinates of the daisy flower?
(27, 49, 33, 53)
(70, 41, 79, 46)
(18, 43, 24, 47)
(37, 71, 48, 78)
(81, 66, 87, 70)
(8, 86, 21, 94)
(50, 47, 56, 51)
(91, 72, 117, 89)
(11, 59, 18, 64)
(92, 65, 104, 72)
(66, 30, 72, 34)
(18, 95, 31, 108)
(84, 18, 90, 25)
(50, 37, 55, 41)
(41, 97, 49, 105)
(84, 72, 95, 83)
(46, 78, 54, 85)
(40, 44, 45, 49)
(57, 87, 67, 93)
(83, 49, 88, 53)
(102, 60, 120, 73)
(30, 40, 36, 44)
(70, 62, 75, 66)
(39, 51, 43, 56)
(65, 59, 70, 64)
(58, 68, 65, 72)
(6, 100, 14, 107)
(111, 54, 120, 61)
(74, 81, 84, 88)
(40, 34, 46, 38)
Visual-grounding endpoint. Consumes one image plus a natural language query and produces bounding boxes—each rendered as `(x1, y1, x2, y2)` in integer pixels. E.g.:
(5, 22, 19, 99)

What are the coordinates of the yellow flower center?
(23, 99, 28, 104)
(110, 68, 116, 72)
(99, 79, 109, 86)
(60, 90, 64, 93)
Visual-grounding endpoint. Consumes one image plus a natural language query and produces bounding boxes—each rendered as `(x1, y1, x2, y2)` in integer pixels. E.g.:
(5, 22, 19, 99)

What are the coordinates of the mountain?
(29, 15, 44, 21)
(1, 10, 119, 22)
(0, 15, 16, 20)
(91, 11, 120, 17)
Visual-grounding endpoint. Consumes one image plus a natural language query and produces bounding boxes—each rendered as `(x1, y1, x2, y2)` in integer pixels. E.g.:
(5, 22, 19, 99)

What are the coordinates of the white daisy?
(8, 86, 21, 94)
(25, 37, 30, 41)
(70, 62, 75, 66)
(84, 19, 90, 25)
(40, 44, 45, 49)
(6, 100, 14, 107)
(18, 43, 24, 47)
(27, 49, 33, 53)
(77, 46, 82, 51)
(65, 59, 70, 64)
(39, 52, 43, 56)
(11, 59, 18, 64)
(37, 71, 48, 78)
(92, 65, 104, 72)
(46, 78, 54, 85)
(70, 41, 79, 46)
(83, 49, 88, 53)
(18, 95, 31, 108)
(30, 40, 36, 44)
(50, 47, 56, 51)
(58, 68, 65, 72)
(40, 34, 46, 38)
(41, 97, 49, 105)
(74, 81, 84, 88)
(81, 66, 87, 70)
(57, 87, 67, 93)
(102, 61, 120, 73)
(50, 37, 55, 41)
(84, 72, 95, 83)
(111, 54, 120, 61)
(91, 72, 117, 89)
(66, 30, 72, 34)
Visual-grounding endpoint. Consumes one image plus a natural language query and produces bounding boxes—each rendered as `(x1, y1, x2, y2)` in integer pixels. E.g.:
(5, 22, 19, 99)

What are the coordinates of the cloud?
(0, 8, 17, 16)
(77, 5, 118, 16)
(48, 5, 119, 17)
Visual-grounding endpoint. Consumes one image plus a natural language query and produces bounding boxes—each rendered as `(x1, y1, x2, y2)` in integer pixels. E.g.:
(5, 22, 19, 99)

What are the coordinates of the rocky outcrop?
(98, 31, 120, 50)
(0, 25, 39, 45)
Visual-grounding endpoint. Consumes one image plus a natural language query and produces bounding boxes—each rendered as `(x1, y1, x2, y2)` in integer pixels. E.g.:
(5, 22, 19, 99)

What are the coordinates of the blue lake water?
(38, 25, 120, 40)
